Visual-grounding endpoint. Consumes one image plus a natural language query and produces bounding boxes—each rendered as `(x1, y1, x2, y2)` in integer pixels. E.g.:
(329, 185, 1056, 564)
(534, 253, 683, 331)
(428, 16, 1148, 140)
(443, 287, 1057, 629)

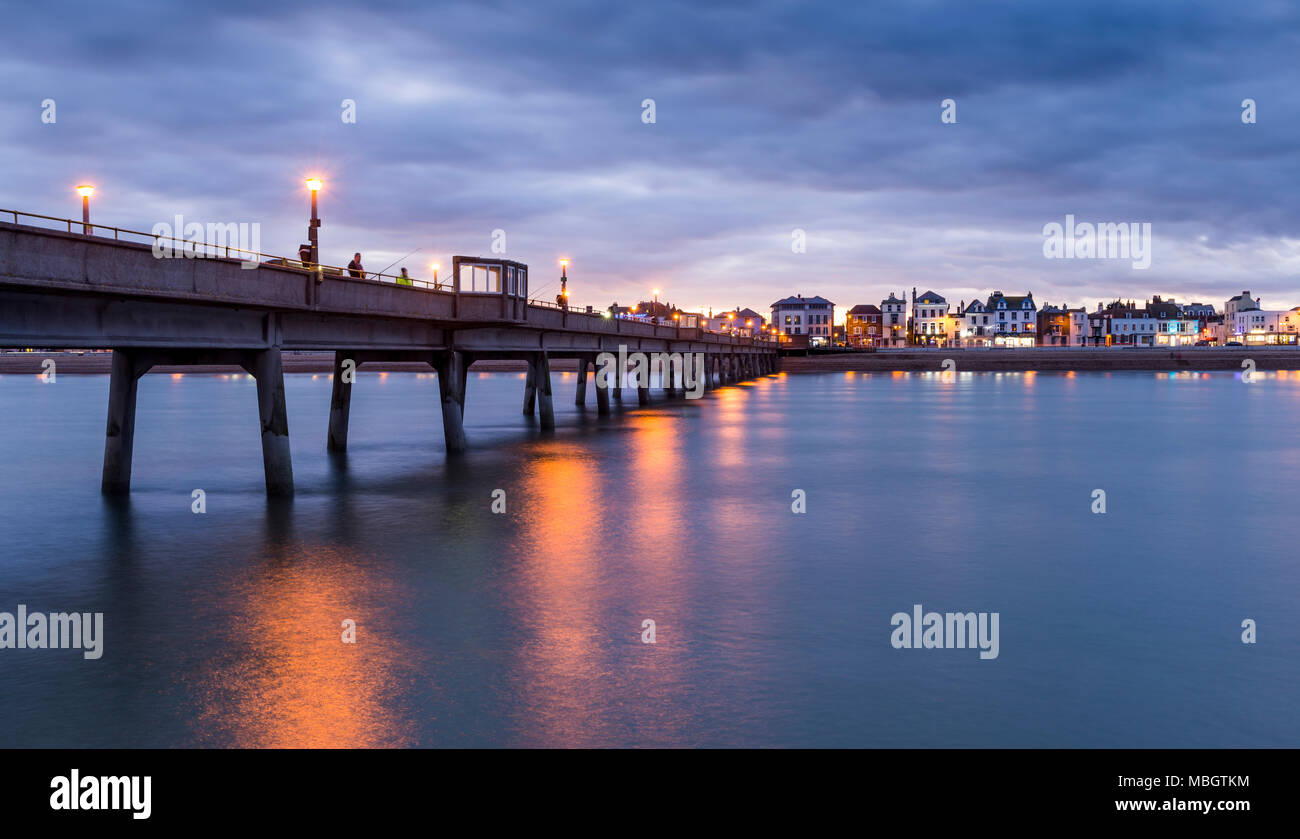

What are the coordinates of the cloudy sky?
(4, 0, 1300, 318)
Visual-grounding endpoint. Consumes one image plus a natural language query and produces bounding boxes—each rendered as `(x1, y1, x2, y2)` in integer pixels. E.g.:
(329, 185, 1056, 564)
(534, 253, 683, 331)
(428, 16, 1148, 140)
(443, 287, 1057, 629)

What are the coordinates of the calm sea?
(1, 368, 1296, 747)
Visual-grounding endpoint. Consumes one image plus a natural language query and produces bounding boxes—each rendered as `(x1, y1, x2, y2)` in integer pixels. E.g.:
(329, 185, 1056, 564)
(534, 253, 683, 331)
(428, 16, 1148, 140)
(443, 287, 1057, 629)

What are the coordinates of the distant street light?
(305, 178, 322, 267)
(75, 184, 94, 234)
(559, 258, 569, 309)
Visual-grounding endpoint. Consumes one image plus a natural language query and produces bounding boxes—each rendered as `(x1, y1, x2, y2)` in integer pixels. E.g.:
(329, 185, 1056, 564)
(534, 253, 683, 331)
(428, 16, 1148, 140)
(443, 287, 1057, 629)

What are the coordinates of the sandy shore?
(2, 347, 1297, 375)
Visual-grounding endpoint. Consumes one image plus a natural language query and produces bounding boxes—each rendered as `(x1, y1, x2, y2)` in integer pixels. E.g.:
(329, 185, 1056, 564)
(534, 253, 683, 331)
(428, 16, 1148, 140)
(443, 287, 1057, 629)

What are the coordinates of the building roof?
(915, 290, 946, 304)
(882, 293, 905, 305)
(771, 295, 834, 307)
(987, 291, 1035, 310)
(1146, 300, 1181, 319)
(847, 304, 881, 315)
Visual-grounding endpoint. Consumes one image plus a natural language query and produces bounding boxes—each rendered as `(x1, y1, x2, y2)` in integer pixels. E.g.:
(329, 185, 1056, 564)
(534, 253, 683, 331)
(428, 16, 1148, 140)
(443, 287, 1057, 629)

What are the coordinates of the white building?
(985, 291, 1036, 346)
(771, 295, 835, 346)
(1109, 312, 1158, 346)
(1224, 291, 1259, 324)
(881, 292, 907, 347)
(1068, 309, 1088, 346)
(954, 298, 994, 346)
(911, 289, 949, 345)
(1146, 296, 1199, 346)
(1221, 292, 1300, 344)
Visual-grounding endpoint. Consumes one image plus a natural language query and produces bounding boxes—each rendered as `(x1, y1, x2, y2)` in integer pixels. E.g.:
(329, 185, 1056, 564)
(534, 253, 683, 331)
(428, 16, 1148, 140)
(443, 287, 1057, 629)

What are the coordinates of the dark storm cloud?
(3, 0, 1299, 312)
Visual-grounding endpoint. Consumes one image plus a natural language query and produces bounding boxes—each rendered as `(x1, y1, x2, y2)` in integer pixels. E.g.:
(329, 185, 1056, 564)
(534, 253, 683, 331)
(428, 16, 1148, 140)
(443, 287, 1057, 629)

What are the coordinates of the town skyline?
(4, 1, 1300, 320)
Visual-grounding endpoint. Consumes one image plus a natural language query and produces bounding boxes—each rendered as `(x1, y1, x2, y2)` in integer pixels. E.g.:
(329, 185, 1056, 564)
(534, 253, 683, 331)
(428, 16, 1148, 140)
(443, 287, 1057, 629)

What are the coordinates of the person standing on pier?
(396, 268, 412, 286)
(348, 253, 365, 279)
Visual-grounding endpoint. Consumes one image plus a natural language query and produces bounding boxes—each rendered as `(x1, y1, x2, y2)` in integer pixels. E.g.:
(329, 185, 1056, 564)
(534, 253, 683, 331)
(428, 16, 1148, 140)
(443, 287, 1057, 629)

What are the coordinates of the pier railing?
(0, 208, 446, 290)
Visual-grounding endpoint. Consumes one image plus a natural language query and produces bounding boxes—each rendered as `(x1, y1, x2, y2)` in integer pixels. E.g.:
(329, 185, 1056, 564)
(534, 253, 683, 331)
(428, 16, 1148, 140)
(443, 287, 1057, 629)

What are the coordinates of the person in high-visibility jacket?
(396, 268, 413, 286)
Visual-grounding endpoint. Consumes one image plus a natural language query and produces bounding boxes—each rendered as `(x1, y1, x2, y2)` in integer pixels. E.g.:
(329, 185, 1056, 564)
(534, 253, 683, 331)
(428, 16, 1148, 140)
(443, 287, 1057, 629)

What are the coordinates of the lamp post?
(76, 185, 94, 235)
(305, 178, 322, 267)
(431, 262, 441, 290)
(559, 259, 569, 310)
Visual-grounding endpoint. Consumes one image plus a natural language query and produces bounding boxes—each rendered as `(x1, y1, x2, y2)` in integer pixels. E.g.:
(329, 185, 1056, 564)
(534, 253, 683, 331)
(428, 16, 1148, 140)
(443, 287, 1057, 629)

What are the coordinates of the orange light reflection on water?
(506, 410, 690, 745)
(193, 545, 418, 748)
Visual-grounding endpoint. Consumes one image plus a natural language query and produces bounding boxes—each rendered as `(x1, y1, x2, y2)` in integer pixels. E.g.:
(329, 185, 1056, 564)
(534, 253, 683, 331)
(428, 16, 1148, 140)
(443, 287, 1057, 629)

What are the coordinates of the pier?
(0, 213, 779, 496)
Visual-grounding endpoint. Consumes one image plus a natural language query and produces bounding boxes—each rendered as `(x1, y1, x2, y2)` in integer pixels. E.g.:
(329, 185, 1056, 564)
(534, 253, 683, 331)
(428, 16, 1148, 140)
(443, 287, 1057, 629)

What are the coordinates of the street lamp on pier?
(305, 178, 322, 267)
(75, 185, 94, 235)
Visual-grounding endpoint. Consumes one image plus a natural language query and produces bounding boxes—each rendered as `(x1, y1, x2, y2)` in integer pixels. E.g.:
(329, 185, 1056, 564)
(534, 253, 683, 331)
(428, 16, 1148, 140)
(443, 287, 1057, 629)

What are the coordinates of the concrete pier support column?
(594, 356, 611, 415)
(523, 354, 538, 415)
(575, 355, 590, 406)
(101, 349, 141, 494)
(435, 350, 469, 453)
(637, 359, 651, 405)
(663, 354, 678, 398)
(535, 352, 556, 429)
(327, 350, 354, 452)
(252, 347, 294, 496)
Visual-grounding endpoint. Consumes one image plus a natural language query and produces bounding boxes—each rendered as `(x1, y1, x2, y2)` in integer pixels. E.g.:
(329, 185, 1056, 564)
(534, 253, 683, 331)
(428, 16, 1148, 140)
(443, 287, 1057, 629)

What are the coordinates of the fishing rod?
(372, 247, 423, 279)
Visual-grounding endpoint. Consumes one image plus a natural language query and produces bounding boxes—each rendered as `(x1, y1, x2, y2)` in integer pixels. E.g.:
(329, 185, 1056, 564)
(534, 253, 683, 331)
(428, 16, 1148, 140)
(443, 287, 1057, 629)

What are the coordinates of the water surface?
(0, 369, 1296, 747)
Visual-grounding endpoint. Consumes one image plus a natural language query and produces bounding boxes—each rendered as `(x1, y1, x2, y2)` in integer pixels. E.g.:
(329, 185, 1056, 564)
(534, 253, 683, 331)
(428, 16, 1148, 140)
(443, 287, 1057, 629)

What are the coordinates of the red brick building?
(846, 304, 882, 348)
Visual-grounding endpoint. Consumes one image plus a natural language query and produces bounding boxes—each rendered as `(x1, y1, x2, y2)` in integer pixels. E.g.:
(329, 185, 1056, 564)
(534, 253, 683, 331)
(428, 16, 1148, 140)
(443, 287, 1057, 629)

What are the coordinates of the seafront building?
(771, 295, 835, 347)
(1218, 291, 1300, 345)
(956, 297, 993, 345)
(947, 291, 1037, 347)
(845, 304, 881, 347)
(881, 293, 908, 347)
(911, 289, 950, 346)
(1036, 303, 1087, 346)
(983, 291, 1037, 346)
(715, 307, 766, 337)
